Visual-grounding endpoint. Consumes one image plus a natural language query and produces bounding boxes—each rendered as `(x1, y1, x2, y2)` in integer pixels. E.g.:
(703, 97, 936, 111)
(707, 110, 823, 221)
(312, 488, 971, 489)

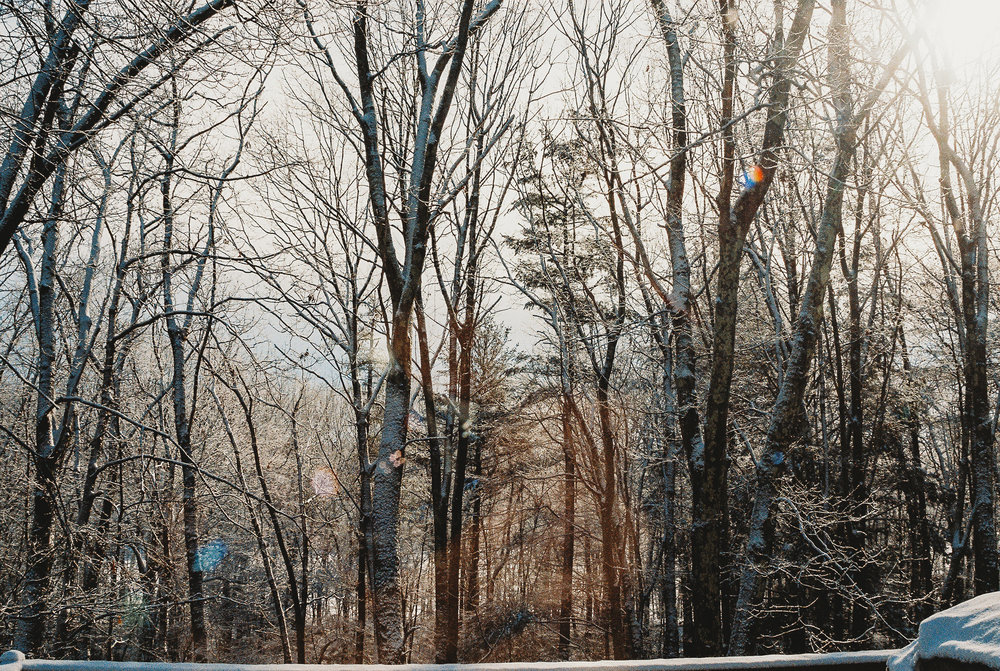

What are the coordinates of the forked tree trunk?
(728, 2, 903, 651)
(346, 0, 500, 659)
(693, 0, 816, 652)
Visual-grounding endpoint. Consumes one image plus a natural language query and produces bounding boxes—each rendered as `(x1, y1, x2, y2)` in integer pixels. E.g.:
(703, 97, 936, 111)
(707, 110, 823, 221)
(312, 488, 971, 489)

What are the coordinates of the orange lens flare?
(742, 165, 764, 188)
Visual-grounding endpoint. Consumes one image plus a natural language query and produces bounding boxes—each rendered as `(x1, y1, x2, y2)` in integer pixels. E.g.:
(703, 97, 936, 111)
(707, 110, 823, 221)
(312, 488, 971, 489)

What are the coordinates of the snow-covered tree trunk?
(344, 0, 501, 660)
(369, 319, 410, 663)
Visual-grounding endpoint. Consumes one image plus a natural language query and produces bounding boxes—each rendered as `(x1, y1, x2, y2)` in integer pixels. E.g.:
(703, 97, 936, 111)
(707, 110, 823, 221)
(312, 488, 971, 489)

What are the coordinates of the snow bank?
(889, 592, 1000, 671)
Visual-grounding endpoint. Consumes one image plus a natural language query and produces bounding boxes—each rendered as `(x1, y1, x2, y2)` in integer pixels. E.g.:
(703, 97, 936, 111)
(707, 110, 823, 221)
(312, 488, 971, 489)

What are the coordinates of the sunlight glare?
(919, 0, 1000, 71)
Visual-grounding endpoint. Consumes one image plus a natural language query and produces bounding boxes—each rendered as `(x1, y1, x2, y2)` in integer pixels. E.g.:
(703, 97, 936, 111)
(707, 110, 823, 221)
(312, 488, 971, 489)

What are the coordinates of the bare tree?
(298, 0, 503, 660)
(906, 26, 1000, 597)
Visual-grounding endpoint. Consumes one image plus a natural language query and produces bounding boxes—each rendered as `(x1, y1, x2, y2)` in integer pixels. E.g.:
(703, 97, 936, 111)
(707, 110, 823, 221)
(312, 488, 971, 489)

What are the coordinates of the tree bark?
(355, 535, 367, 663)
(15, 158, 68, 655)
(369, 314, 410, 663)
(558, 394, 576, 660)
(465, 438, 482, 616)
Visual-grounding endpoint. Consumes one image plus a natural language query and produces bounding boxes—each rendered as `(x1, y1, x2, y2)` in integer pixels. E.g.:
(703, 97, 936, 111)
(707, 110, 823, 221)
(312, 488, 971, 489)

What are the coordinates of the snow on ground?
(889, 591, 1000, 671)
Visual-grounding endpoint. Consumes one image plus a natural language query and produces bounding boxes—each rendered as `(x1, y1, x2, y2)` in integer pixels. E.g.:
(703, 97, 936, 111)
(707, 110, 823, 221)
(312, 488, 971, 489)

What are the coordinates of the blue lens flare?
(741, 165, 764, 188)
(193, 539, 228, 573)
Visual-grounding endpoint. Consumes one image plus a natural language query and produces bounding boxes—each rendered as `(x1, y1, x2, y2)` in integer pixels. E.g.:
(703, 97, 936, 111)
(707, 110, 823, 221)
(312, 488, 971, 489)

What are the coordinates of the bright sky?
(918, 0, 1000, 72)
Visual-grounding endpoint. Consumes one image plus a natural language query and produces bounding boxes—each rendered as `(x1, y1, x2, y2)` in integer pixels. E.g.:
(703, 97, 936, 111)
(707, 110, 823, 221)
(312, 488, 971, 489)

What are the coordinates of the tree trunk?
(898, 330, 933, 623)
(163, 203, 207, 664)
(844, 223, 872, 643)
(465, 438, 482, 616)
(370, 313, 409, 664)
(157, 77, 210, 662)
(648, 3, 698, 657)
(698, 0, 816, 651)
(960, 186, 998, 597)
(596, 373, 627, 659)
(415, 295, 450, 663)
(558, 396, 576, 660)
(661, 439, 679, 658)
(15, 162, 66, 654)
(356, 535, 367, 663)
(443, 301, 473, 662)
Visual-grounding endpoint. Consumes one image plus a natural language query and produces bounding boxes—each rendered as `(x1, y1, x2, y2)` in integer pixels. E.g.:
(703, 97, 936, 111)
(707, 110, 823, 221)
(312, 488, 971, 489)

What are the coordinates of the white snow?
(2, 650, 896, 671)
(887, 642, 918, 671)
(889, 591, 1000, 671)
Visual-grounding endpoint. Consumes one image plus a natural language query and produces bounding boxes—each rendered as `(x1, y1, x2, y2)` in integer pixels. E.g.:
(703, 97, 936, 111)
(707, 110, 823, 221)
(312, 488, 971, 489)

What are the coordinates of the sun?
(918, 0, 1000, 72)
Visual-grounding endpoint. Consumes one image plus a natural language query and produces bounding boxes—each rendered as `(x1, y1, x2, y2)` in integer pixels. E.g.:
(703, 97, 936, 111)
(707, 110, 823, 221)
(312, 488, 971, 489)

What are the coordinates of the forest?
(0, 0, 998, 665)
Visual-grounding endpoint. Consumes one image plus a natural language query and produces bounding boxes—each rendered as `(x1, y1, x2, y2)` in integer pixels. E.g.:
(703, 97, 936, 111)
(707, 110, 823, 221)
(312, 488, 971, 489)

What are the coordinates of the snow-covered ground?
(889, 592, 1000, 671)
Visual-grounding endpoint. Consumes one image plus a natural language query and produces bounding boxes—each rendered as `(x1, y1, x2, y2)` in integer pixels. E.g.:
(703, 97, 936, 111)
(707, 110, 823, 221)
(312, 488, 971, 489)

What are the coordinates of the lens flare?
(120, 590, 149, 630)
(311, 467, 339, 497)
(193, 539, 227, 573)
(742, 165, 764, 189)
(389, 450, 406, 468)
